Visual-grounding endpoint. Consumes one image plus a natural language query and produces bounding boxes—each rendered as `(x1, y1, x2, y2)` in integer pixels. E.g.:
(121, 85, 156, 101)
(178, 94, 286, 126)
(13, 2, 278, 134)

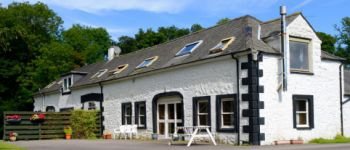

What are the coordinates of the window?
(62, 76, 73, 92)
(88, 102, 96, 110)
(289, 38, 311, 72)
(136, 56, 158, 69)
(176, 40, 203, 56)
(46, 106, 55, 112)
(45, 81, 56, 89)
(216, 94, 236, 132)
(135, 101, 146, 129)
(91, 69, 108, 79)
(122, 103, 132, 125)
(109, 64, 128, 75)
(209, 37, 235, 54)
(193, 96, 211, 127)
(293, 95, 314, 129)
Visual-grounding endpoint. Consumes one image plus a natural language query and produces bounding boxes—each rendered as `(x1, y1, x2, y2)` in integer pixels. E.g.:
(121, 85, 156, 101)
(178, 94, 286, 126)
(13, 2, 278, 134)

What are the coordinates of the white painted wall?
(260, 15, 342, 145)
(102, 56, 240, 143)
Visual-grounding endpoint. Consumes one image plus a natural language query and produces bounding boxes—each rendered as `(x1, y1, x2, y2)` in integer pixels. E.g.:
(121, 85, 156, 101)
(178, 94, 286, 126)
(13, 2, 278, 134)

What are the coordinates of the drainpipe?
(280, 6, 288, 91)
(98, 82, 104, 135)
(339, 64, 344, 136)
(231, 54, 241, 145)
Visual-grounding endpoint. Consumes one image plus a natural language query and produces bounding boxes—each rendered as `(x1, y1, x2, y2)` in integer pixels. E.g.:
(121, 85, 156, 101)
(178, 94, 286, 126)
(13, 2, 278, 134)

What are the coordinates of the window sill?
(295, 127, 313, 130)
(216, 128, 236, 133)
(290, 70, 314, 75)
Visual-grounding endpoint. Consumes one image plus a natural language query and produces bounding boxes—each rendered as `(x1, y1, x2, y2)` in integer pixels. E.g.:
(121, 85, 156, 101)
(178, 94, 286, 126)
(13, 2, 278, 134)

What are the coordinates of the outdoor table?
(170, 126, 217, 147)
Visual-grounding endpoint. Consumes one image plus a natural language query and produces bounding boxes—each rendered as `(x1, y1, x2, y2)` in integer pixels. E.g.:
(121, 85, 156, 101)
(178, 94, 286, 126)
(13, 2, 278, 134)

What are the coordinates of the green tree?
(216, 18, 230, 25)
(190, 24, 204, 32)
(117, 36, 138, 54)
(316, 32, 336, 54)
(62, 24, 112, 64)
(335, 17, 350, 65)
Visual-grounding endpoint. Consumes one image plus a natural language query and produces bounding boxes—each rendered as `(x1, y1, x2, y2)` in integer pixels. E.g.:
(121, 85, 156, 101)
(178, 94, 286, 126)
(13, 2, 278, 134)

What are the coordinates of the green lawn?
(310, 135, 350, 144)
(0, 140, 25, 150)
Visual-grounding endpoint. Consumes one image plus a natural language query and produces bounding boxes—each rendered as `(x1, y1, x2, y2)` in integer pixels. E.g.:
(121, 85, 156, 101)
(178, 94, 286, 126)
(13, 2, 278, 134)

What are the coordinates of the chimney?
(107, 46, 121, 61)
(280, 5, 288, 91)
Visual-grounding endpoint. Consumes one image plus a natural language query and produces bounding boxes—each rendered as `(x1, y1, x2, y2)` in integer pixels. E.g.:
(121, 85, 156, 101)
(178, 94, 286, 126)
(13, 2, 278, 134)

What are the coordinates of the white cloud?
(17, 0, 191, 14)
(291, 0, 313, 11)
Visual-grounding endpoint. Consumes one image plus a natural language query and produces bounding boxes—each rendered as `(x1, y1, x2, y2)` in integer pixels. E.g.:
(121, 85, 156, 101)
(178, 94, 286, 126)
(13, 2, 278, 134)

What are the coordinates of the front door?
(157, 97, 182, 139)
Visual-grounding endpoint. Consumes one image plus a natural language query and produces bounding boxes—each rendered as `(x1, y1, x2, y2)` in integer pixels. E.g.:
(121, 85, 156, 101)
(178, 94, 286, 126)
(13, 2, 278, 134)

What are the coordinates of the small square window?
(91, 69, 108, 79)
(176, 40, 203, 56)
(109, 64, 128, 75)
(193, 96, 211, 127)
(209, 37, 235, 54)
(62, 76, 73, 92)
(136, 56, 158, 69)
(293, 95, 314, 129)
(289, 38, 311, 72)
(216, 94, 236, 132)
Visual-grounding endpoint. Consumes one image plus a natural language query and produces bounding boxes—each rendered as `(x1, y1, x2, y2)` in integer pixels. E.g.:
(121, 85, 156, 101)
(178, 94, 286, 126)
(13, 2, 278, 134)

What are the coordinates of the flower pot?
(65, 134, 71, 140)
(9, 136, 16, 142)
(103, 134, 112, 139)
(290, 140, 303, 144)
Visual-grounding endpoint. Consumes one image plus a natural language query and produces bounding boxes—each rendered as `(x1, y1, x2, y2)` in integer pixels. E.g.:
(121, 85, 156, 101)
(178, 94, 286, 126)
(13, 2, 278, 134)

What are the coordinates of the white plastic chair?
(114, 125, 126, 139)
(131, 125, 138, 139)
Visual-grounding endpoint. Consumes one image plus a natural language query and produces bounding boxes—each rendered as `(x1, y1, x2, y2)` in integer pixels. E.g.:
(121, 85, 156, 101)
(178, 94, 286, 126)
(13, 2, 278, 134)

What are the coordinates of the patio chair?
(130, 125, 138, 139)
(114, 125, 127, 139)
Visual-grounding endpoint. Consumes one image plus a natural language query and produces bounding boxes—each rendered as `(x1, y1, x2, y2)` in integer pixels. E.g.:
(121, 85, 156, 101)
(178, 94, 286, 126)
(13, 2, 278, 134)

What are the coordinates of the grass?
(0, 140, 25, 150)
(309, 134, 350, 144)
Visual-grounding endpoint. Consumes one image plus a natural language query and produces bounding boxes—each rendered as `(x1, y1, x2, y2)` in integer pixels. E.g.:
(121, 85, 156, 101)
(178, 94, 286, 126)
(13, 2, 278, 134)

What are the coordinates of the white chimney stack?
(107, 46, 121, 61)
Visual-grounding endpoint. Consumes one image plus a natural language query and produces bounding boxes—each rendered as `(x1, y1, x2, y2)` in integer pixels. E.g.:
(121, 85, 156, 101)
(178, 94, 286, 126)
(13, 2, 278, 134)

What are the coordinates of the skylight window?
(209, 37, 235, 54)
(91, 69, 108, 79)
(136, 56, 158, 69)
(109, 64, 129, 75)
(176, 40, 203, 56)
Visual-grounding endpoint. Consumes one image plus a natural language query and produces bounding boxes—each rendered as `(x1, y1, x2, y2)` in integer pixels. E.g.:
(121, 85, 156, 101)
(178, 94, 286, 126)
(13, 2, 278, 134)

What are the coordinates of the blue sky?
(2, 0, 350, 40)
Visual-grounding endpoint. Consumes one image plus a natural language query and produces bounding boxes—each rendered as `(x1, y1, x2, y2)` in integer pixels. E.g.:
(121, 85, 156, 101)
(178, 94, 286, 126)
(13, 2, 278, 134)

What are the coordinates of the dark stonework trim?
(193, 96, 211, 128)
(241, 62, 249, 69)
(260, 133, 265, 141)
(258, 70, 263, 77)
(259, 86, 264, 93)
(216, 94, 237, 133)
(248, 101, 264, 109)
(242, 93, 259, 101)
(152, 92, 184, 134)
(135, 101, 147, 129)
(293, 95, 314, 130)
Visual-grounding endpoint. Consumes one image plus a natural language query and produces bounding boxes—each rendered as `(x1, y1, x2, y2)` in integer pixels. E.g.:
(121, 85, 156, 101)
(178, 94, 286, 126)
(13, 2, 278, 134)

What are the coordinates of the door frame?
(157, 98, 182, 138)
(152, 92, 184, 136)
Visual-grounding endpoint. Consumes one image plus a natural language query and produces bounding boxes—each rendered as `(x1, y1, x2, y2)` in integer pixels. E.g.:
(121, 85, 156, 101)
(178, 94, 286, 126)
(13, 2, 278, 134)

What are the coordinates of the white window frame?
(209, 37, 235, 54)
(221, 98, 234, 129)
(110, 64, 129, 75)
(289, 37, 313, 73)
(91, 69, 108, 79)
(62, 75, 73, 92)
(136, 56, 159, 69)
(295, 99, 309, 128)
(197, 100, 209, 126)
(175, 40, 203, 56)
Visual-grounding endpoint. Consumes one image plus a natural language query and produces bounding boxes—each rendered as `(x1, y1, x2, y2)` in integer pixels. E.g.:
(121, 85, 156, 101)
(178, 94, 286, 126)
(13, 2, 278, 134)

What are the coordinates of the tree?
(62, 24, 112, 64)
(190, 24, 204, 32)
(216, 18, 230, 25)
(117, 36, 138, 54)
(316, 32, 336, 54)
(335, 17, 350, 65)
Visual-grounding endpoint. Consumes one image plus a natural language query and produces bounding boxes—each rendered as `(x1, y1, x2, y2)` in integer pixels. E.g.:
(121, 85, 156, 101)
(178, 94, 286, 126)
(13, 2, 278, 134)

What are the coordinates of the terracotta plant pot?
(65, 134, 71, 140)
(290, 140, 303, 144)
(9, 136, 16, 142)
(103, 134, 112, 139)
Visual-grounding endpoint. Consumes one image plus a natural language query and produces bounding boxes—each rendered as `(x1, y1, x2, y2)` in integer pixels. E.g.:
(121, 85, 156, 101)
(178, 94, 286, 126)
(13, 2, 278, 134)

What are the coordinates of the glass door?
(157, 102, 182, 139)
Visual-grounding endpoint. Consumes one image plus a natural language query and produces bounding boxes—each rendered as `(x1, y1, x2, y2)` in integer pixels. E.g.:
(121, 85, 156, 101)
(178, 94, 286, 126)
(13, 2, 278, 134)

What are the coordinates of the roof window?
(176, 40, 203, 56)
(109, 64, 129, 75)
(136, 56, 158, 69)
(209, 37, 235, 54)
(91, 69, 108, 79)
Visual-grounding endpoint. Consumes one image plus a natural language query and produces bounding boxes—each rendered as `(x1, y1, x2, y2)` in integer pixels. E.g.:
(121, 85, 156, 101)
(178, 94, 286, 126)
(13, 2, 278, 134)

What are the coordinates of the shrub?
(309, 134, 350, 144)
(64, 126, 72, 135)
(70, 110, 98, 139)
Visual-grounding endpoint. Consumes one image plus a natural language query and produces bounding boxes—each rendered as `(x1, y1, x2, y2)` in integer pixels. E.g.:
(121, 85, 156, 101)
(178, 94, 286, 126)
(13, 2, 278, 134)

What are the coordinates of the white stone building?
(33, 12, 347, 145)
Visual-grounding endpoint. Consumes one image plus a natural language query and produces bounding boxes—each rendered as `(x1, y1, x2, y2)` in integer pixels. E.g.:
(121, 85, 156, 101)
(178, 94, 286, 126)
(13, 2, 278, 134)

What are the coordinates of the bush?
(70, 110, 98, 139)
(309, 134, 350, 144)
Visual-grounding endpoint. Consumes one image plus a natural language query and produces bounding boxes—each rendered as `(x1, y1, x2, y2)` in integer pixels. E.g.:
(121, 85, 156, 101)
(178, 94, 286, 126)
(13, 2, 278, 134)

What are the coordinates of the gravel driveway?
(9, 139, 350, 150)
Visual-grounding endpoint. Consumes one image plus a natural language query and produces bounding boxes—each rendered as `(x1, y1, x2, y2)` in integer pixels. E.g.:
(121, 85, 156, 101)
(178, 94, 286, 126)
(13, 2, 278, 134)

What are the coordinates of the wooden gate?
(3, 111, 101, 140)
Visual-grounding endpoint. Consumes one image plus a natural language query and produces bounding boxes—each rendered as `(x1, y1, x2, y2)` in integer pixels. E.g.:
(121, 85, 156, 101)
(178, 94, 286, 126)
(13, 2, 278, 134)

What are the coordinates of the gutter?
(231, 54, 241, 145)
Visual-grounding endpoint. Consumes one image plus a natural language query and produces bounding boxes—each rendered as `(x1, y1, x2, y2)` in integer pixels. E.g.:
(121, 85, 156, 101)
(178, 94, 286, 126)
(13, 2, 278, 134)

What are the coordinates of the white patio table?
(169, 126, 217, 147)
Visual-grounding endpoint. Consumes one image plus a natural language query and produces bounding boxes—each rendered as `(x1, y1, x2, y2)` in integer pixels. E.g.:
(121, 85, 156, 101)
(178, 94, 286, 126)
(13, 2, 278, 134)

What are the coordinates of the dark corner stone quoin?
(241, 53, 265, 145)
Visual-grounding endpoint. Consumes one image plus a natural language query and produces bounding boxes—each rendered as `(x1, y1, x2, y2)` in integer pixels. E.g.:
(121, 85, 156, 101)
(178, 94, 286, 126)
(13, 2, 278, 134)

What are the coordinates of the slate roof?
(321, 50, 346, 61)
(36, 13, 345, 95)
(345, 69, 350, 96)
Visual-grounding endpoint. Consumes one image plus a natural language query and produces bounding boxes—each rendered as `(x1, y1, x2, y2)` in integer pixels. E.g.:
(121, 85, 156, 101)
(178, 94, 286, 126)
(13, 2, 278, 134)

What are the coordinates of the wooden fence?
(3, 111, 101, 140)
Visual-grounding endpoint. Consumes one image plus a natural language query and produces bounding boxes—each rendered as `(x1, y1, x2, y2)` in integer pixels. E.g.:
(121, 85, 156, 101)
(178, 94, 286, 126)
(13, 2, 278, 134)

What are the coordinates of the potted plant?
(9, 132, 18, 142)
(103, 130, 112, 139)
(6, 115, 21, 123)
(64, 126, 72, 140)
(30, 113, 45, 122)
(290, 137, 304, 144)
